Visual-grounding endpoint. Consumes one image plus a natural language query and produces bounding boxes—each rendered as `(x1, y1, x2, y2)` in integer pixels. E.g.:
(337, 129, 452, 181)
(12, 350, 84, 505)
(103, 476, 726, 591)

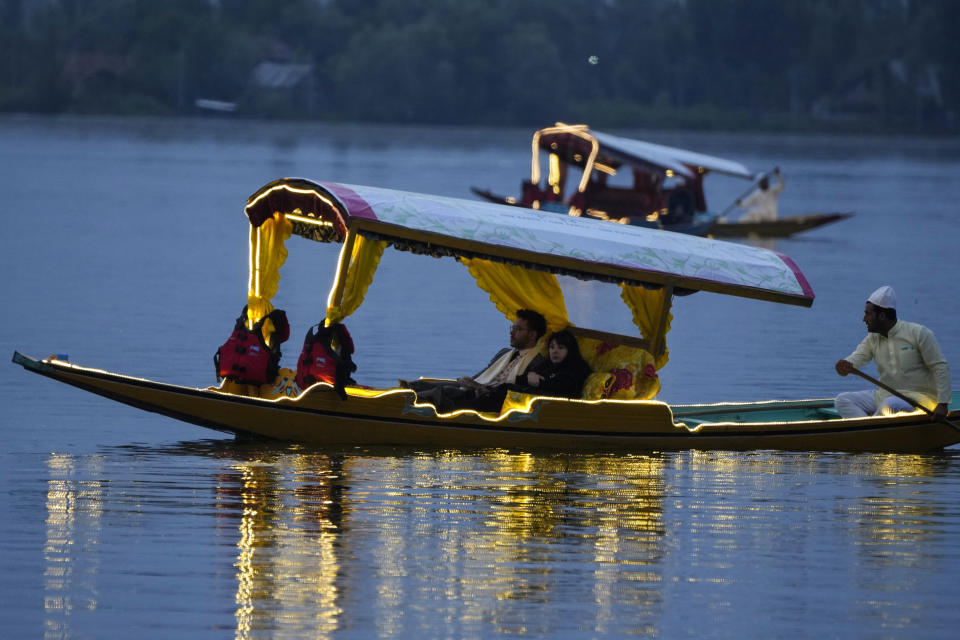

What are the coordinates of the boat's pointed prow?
(13, 351, 73, 373)
(13, 350, 44, 371)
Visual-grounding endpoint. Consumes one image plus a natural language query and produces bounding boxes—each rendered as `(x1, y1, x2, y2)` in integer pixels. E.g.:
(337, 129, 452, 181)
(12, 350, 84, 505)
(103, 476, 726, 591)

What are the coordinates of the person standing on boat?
(408, 309, 548, 413)
(834, 285, 951, 419)
(737, 168, 784, 222)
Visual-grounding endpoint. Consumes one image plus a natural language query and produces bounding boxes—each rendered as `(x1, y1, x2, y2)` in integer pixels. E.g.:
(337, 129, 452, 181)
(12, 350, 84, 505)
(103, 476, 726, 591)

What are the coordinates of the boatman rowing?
(834, 285, 952, 418)
(737, 167, 784, 222)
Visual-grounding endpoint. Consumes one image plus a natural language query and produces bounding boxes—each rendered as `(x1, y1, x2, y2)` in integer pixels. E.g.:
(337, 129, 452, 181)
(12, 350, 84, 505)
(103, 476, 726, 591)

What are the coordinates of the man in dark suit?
(409, 309, 548, 413)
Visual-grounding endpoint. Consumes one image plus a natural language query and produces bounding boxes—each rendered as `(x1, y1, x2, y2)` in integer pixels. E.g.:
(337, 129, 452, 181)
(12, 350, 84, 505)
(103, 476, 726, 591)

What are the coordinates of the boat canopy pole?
(326, 227, 357, 321)
(575, 135, 600, 195)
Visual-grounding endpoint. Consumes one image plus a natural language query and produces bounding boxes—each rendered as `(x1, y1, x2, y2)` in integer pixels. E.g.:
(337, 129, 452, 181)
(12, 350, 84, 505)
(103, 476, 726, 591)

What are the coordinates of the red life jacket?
(295, 321, 356, 399)
(214, 307, 289, 385)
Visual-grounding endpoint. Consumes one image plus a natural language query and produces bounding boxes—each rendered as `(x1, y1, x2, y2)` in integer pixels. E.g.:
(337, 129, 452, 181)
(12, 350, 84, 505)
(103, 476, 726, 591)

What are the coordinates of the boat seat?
(565, 327, 660, 402)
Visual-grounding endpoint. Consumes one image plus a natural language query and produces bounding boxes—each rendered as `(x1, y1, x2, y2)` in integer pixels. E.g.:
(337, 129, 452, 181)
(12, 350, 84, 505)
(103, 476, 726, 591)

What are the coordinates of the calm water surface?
(2, 115, 959, 638)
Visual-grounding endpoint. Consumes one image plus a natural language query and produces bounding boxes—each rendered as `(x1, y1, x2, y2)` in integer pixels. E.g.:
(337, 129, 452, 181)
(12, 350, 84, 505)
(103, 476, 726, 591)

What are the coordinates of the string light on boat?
(593, 162, 617, 176)
(548, 153, 563, 198)
(245, 182, 339, 216)
(287, 212, 334, 229)
(532, 123, 602, 207)
(249, 222, 261, 313)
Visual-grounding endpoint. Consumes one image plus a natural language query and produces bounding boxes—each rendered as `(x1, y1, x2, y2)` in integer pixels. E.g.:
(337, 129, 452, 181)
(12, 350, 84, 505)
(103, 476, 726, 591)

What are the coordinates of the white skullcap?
(867, 285, 896, 310)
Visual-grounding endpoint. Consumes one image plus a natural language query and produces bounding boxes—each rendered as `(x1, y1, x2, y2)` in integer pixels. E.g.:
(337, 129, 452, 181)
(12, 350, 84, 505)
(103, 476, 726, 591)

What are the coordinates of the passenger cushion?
(577, 337, 660, 400)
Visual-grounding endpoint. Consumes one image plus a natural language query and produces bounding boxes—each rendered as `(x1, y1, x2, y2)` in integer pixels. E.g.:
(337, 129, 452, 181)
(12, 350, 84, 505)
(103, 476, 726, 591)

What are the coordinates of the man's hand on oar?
(835, 359, 855, 376)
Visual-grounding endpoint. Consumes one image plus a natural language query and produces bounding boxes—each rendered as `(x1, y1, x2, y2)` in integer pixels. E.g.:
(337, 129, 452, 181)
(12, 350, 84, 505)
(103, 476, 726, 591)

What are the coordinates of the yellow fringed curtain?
(325, 233, 388, 325)
(247, 212, 293, 345)
(619, 284, 671, 369)
(461, 258, 569, 333)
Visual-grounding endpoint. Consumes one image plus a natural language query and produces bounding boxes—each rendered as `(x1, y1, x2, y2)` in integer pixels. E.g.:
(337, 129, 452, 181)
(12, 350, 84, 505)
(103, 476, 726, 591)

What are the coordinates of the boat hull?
(709, 212, 853, 238)
(13, 352, 959, 452)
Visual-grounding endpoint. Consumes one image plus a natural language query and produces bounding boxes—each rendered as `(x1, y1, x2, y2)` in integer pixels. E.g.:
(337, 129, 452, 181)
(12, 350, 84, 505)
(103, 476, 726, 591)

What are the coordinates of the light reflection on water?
(30, 444, 960, 639)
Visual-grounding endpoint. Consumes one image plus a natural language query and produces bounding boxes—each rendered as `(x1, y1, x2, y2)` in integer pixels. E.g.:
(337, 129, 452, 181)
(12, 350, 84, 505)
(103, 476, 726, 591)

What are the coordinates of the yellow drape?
(619, 284, 671, 369)
(247, 212, 293, 344)
(325, 234, 387, 325)
(462, 258, 568, 333)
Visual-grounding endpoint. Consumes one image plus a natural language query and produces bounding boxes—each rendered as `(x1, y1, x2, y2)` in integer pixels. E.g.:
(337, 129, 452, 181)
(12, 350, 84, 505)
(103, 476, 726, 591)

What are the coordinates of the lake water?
(1, 115, 959, 638)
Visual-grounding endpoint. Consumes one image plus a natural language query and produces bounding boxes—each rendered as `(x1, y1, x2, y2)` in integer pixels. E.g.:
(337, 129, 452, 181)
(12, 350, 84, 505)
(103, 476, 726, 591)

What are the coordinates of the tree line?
(1, 0, 957, 133)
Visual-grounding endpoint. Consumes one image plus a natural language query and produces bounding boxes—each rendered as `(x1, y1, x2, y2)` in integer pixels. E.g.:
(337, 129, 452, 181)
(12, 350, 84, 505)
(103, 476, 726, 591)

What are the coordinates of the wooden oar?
(848, 367, 960, 432)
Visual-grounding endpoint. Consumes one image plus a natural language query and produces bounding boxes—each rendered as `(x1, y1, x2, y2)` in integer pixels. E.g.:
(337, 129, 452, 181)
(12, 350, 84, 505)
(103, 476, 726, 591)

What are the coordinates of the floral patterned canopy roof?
(245, 178, 814, 307)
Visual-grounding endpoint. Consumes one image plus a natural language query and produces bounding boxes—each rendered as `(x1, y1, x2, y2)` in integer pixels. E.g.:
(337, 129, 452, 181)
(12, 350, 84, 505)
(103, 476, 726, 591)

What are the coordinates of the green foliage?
(1, 0, 956, 133)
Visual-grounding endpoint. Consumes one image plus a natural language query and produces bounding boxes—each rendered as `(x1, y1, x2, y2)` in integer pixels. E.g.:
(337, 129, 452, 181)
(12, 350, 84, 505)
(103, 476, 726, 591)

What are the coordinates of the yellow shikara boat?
(12, 178, 959, 452)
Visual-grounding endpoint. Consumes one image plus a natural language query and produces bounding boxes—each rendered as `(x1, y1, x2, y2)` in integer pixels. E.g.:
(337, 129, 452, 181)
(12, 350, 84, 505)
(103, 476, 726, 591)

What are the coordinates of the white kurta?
(739, 174, 784, 222)
(844, 320, 952, 409)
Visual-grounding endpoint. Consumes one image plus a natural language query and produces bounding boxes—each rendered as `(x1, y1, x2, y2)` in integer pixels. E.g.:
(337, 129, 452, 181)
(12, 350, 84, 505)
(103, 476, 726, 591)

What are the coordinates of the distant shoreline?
(2, 111, 957, 142)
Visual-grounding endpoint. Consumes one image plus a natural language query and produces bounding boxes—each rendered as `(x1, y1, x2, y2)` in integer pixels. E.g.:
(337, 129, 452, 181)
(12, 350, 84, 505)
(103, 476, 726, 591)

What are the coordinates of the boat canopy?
(241, 178, 812, 373)
(535, 123, 754, 180)
(246, 178, 810, 301)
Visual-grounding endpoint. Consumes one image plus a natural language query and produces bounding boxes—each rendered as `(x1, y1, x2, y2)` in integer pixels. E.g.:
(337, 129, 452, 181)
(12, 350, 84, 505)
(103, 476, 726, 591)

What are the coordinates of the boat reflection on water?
(40, 447, 956, 638)
(214, 449, 671, 637)
(217, 453, 345, 637)
(43, 452, 105, 637)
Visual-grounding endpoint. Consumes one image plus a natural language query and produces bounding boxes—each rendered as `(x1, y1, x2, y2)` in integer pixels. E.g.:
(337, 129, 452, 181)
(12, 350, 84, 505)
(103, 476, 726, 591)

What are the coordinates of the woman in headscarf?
(516, 329, 592, 399)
